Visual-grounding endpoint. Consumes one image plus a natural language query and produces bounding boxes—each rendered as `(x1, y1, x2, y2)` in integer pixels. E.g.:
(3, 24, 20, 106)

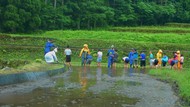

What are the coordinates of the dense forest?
(0, 0, 190, 33)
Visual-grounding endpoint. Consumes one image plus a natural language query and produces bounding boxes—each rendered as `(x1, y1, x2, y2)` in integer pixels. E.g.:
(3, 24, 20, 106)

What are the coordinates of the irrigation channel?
(0, 67, 181, 107)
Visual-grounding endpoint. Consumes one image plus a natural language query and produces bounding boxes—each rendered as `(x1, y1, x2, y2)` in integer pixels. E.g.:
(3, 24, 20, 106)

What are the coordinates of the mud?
(0, 67, 182, 107)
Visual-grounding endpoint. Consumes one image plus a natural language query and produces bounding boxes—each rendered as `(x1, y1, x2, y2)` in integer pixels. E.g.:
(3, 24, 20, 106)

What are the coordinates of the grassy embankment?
(1, 26, 190, 71)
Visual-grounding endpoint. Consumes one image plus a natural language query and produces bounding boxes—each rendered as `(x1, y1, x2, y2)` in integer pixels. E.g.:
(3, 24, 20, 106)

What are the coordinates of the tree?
(0, 0, 189, 33)
(111, 0, 137, 26)
(0, 5, 2, 32)
(2, 4, 20, 32)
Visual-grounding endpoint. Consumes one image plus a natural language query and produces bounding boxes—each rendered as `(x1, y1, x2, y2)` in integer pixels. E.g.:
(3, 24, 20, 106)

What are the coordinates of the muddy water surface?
(0, 67, 180, 107)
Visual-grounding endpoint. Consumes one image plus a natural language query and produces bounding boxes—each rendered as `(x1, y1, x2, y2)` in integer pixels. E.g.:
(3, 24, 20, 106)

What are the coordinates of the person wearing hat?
(44, 47, 58, 63)
(107, 45, 115, 68)
(79, 44, 90, 66)
(44, 39, 55, 55)
(156, 49, 162, 67)
(176, 50, 181, 69)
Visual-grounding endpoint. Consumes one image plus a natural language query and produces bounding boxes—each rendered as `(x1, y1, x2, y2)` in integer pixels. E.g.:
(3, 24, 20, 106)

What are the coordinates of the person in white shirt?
(44, 48, 58, 63)
(64, 45, 72, 70)
(97, 49, 103, 67)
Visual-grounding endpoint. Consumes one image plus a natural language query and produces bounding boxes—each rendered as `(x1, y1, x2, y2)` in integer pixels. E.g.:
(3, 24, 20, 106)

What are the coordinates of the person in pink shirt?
(180, 54, 184, 69)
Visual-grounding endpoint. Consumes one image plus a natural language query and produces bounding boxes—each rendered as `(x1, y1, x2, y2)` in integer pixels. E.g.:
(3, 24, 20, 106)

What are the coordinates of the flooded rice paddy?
(0, 67, 180, 107)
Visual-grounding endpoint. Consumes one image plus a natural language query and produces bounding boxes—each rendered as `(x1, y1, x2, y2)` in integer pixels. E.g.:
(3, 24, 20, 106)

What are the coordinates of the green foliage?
(0, 59, 30, 68)
(35, 59, 43, 63)
(0, 0, 190, 33)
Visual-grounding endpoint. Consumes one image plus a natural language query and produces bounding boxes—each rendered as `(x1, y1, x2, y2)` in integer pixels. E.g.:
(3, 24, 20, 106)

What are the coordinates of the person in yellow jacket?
(79, 44, 90, 66)
(156, 49, 162, 67)
(176, 50, 181, 69)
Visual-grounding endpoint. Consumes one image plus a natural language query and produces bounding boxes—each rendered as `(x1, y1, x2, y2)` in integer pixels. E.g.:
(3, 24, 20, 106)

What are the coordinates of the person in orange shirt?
(176, 50, 181, 69)
(79, 44, 90, 66)
(156, 49, 162, 68)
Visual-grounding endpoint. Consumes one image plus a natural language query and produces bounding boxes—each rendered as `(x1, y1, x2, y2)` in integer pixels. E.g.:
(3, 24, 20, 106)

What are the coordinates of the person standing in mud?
(86, 53, 93, 66)
(97, 49, 103, 67)
(176, 50, 181, 69)
(113, 49, 118, 68)
(149, 51, 154, 68)
(44, 39, 55, 55)
(128, 48, 134, 68)
(140, 51, 146, 68)
(64, 45, 72, 70)
(133, 49, 138, 68)
(107, 45, 115, 68)
(173, 51, 178, 69)
(156, 49, 162, 68)
(79, 44, 90, 66)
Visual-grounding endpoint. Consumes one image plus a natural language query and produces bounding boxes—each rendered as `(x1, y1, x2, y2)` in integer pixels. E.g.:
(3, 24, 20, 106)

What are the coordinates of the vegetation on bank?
(149, 69, 190, 105)
(0, 61, 63, 75)
(1, 26, 190, 69)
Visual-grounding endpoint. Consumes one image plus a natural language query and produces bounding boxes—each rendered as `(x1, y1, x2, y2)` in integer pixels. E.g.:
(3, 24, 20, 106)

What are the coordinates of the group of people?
(44, 39, 72, 70)
(122, 48, 146, 68)
(43, 39, 184, 70)
(152, 50, 184, 69)
(123, 49, 184, 69)
(43, 40, 97, 69)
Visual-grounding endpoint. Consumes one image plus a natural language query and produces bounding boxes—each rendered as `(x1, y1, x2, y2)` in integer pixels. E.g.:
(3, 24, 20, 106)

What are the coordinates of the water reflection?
(107, 67, 117, 77)
(140, 68, 146, 74)
(79, 67, 87, 94)
(0, 66, 140, 107)
(123, 67, 148, 77)
(123, 67, 134, 77)
(96, 67, 102, 81)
